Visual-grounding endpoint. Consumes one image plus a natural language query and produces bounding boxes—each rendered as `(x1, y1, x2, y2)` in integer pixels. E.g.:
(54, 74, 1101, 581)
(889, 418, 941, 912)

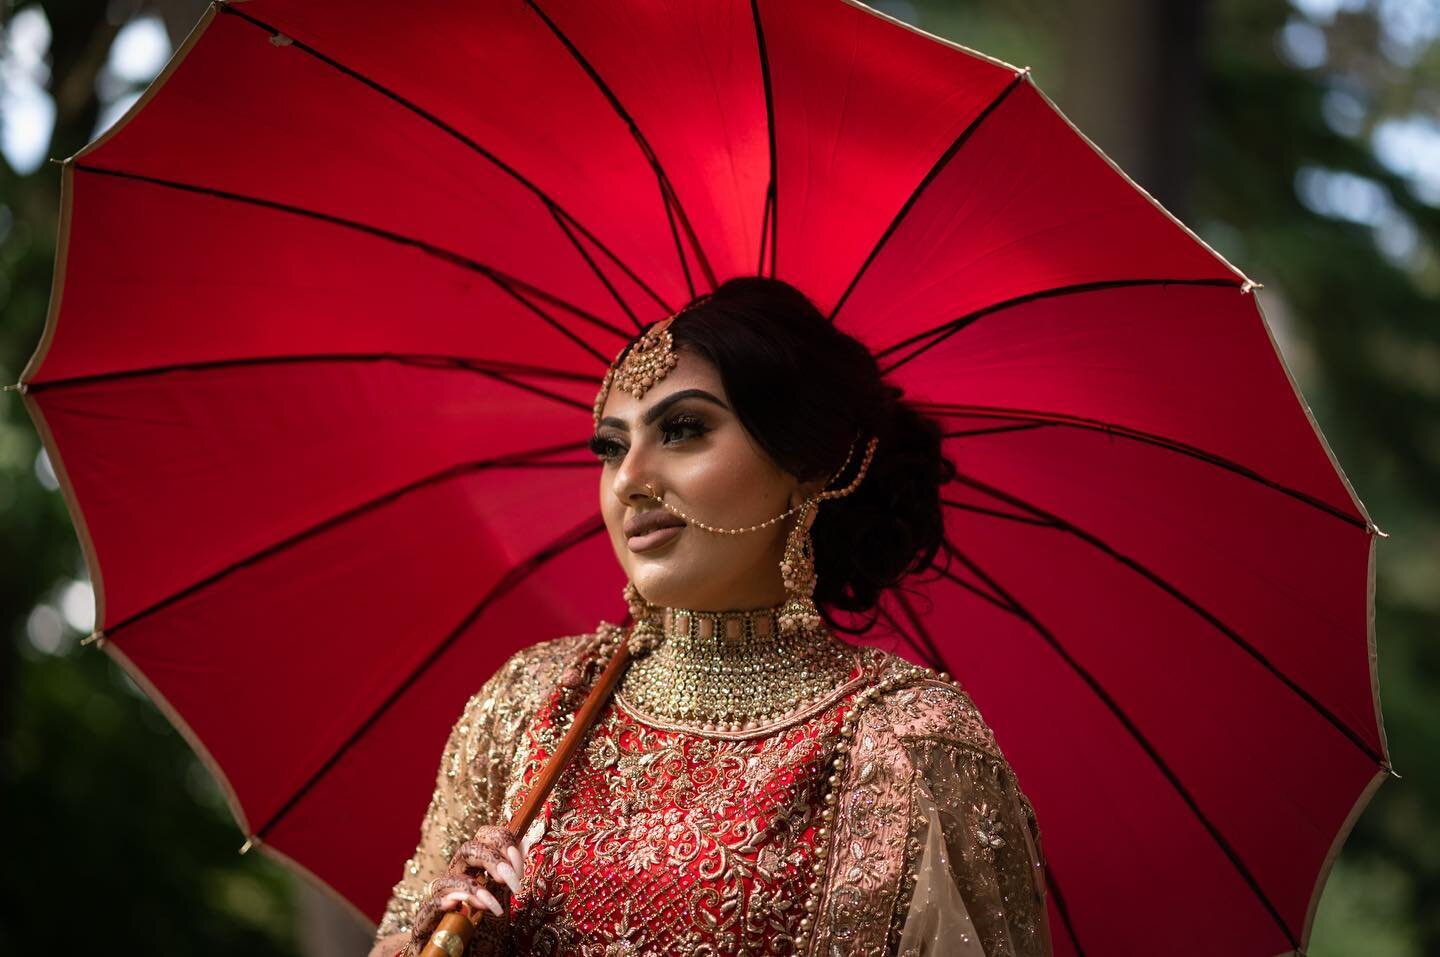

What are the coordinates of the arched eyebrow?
(598, 388, 730, 431)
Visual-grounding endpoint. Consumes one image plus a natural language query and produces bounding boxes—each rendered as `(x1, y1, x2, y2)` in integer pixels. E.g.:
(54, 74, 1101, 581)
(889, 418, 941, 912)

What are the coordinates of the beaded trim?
(793, 665, 953, 955)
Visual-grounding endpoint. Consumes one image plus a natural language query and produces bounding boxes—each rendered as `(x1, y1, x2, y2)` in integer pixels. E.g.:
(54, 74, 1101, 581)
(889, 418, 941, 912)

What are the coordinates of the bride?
(368, 276, 1053, 956)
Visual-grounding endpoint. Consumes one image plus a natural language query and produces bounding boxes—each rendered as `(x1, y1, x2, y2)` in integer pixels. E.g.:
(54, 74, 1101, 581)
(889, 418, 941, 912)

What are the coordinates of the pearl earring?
(778, 498, 825, 637)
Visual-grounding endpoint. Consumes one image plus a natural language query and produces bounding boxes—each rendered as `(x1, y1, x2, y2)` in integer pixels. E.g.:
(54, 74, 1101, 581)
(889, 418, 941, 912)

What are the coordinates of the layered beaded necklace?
(615, 604, 858, 733)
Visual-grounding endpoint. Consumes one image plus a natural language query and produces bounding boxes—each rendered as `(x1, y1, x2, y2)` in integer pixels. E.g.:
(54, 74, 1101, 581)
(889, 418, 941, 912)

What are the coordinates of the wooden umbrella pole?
(417, 634, 635, 957)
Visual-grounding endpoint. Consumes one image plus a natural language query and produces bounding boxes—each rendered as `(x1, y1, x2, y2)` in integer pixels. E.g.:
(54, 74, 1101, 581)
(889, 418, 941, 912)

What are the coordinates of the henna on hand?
(406, 875, 504, 955)
(448, 823, 523, 896)
(406, 821, 541, 955)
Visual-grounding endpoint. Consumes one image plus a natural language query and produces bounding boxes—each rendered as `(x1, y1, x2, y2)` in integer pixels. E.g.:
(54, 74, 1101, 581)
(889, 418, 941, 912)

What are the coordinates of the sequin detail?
(372, 627, 1053, 957)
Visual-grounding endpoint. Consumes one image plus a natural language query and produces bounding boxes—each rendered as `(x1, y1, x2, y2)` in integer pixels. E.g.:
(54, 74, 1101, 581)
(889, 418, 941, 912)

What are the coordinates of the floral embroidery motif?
(974, 802, 1008, 861)
(374, 631, 1052, 957)
(505, 654, 862, 956)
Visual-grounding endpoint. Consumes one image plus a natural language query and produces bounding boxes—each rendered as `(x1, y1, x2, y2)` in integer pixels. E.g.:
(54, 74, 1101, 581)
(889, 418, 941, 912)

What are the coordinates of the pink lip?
(627, 524, 684, 553)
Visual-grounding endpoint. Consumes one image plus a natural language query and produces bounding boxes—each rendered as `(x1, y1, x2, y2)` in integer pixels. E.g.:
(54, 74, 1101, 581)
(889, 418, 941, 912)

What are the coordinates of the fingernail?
(508, 845, 523, 870)
(496, 861, 521, 896)
(478, 888, 503, 917)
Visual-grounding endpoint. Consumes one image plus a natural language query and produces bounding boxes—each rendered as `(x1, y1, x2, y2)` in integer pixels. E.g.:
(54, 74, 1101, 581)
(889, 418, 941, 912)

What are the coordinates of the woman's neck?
(616, 601, 858, 733)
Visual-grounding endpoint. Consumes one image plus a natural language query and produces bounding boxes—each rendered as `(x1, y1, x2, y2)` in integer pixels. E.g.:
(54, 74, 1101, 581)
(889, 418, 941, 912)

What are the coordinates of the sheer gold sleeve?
(896, 736, 1053, 957)
(372, 634, 587, 946)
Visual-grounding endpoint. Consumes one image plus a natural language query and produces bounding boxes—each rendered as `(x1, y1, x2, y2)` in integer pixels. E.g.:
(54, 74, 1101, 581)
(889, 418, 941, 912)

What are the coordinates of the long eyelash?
(588, 434, 624, 461)
(661, 412, 710, 440)
(589, 414, 709, 463)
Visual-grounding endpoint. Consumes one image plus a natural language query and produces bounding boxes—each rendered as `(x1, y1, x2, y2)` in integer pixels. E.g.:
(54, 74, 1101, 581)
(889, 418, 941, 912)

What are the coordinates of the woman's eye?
(660, 413, 710, 445)
(588, 414, 709, 463)
(588, 434, 626, 463)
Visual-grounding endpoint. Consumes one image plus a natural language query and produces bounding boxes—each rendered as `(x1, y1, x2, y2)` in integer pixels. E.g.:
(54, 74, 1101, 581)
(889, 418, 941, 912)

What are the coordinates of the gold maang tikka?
(592, 314, 681, 430)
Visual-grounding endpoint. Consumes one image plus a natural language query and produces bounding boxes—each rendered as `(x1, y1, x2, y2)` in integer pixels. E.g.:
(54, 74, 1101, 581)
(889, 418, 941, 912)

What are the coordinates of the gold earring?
(777, 499, 824, 637)
(622, 580, 663, 655)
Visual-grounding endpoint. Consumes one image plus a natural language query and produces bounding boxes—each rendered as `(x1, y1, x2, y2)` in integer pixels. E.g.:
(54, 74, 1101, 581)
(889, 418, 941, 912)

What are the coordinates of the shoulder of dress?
(498, 629, 595, 676)
(470, 623, 619, 712)
(858, 648, 1005, 762)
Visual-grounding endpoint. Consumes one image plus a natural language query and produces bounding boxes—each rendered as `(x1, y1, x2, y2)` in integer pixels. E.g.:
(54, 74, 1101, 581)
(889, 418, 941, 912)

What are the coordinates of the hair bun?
(668, 276, 957, 630)
(813, 382, 956, 621)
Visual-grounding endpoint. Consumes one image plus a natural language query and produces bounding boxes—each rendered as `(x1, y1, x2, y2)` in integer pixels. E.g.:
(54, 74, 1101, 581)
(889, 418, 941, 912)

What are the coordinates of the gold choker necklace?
(616, 605, 858, 733)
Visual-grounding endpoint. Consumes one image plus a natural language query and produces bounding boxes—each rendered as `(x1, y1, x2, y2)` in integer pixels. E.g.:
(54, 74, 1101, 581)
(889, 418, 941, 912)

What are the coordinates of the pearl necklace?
(615, 605, 858, 733)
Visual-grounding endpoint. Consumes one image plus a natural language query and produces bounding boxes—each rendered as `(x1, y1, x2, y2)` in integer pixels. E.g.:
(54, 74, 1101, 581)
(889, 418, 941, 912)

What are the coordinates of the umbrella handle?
(417, 633, 636, 957)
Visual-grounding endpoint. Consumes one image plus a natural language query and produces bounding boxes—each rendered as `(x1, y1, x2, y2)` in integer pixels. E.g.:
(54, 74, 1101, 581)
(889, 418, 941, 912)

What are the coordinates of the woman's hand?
(403, 824, 539, 955)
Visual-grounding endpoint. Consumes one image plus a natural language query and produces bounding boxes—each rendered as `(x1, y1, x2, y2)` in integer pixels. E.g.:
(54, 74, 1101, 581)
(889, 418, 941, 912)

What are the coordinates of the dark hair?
(642, 276, 956, 633)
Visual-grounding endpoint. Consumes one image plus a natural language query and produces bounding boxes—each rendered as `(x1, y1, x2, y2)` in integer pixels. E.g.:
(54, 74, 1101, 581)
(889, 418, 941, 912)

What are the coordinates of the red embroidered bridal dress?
(376, 623, 1051, 956)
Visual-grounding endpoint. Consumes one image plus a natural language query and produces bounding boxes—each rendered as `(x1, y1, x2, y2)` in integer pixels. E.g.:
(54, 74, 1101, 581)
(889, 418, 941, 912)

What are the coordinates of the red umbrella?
(15, 1, 1393, 954)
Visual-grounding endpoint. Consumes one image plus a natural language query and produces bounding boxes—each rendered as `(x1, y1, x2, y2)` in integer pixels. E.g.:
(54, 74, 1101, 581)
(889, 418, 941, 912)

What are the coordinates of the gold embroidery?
(372, 628, 1052, 957)
(372, 632, 590, 941)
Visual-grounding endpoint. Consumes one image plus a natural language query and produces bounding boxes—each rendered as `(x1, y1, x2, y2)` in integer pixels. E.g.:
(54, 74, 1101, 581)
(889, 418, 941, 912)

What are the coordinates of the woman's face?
(592, 347, 822, 611)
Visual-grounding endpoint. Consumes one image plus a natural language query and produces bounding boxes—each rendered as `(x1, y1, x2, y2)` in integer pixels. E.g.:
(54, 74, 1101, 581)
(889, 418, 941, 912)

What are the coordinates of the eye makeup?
(589, 409, 714, 463)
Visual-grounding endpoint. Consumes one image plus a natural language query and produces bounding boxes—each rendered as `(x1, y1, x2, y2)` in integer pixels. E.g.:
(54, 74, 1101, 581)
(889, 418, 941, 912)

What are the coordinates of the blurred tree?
(0, 1, 308, 954)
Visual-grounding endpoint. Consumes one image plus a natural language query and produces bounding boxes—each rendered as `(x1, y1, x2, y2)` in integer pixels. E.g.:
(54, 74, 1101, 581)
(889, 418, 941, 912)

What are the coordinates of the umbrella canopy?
(16, 1, 1392, 954)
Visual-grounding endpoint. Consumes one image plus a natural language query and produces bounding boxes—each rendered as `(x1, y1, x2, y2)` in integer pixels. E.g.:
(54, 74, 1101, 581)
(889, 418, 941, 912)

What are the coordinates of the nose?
(611, 438, 659, 508)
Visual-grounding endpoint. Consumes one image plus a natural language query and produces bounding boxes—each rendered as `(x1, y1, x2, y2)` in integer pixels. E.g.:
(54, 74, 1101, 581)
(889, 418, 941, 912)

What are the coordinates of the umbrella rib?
(876, 277, 1244, 374)
(216, 4, 676, 321)
(751, 0, 778, 278)
(523, 0, 718, 299)
(938, 564, 1019, 614)
(941, 497, 1056, 530)
(943, 466, 1388, 770)
(888, 590, 950, 673)
(255, 515, 609, 843)
(939, 536, 1301, 950)
(873, 603, 944, 671)
(1039, 864, 1089, 957)
(22, 352, 593, 414)
(931, 542, 1042, 615)
(547, 205, 645, 333)
(929, 403, 1368, 531)
(941, 421, 1051, 440)
(98, 441, 595, 643)
(826, 70, 1028, 323)
(73, 163, 627, 361)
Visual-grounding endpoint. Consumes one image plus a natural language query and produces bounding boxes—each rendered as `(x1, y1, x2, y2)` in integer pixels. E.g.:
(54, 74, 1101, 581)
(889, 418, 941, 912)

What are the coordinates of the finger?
(471, 824, 518, 850)
(443, 887, 499, 918)
(441, 890, 487, 916)
(474, 885, 504, 917)
(411, 898, 444, 939)
(412, 906, 436, 939)
(455, 838, 509, 875)
(490, 859, 521, 896)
